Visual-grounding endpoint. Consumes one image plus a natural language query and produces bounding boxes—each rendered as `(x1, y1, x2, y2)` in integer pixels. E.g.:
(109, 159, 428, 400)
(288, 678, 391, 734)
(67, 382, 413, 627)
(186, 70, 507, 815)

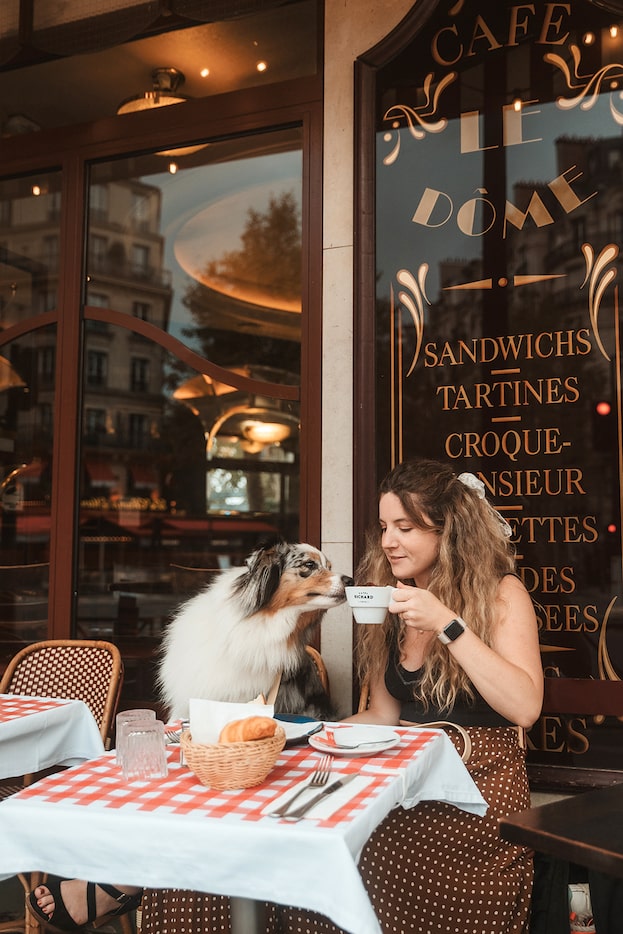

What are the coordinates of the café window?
(357, 0, 623, 777)
(130, 358, 149, 393)
(86, 350, 108, 388)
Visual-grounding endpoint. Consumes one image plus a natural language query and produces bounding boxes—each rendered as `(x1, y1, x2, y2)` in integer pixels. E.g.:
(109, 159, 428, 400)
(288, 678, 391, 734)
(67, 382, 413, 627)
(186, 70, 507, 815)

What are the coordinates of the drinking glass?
(122, 719, 168, 781)
(115, 708, 156, 766)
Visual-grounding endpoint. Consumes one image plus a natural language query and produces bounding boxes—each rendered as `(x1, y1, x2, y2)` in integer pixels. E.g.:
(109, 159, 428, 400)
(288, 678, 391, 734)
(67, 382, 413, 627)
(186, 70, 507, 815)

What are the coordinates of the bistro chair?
(0, 639, 124, 752)
(0, 640, 128, 934)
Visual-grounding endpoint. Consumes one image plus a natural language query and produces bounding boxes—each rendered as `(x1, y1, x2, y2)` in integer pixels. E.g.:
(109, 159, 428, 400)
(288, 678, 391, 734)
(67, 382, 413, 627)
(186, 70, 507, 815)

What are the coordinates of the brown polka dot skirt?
(269, 727, 533, 934)
(138, 728, 532, 934)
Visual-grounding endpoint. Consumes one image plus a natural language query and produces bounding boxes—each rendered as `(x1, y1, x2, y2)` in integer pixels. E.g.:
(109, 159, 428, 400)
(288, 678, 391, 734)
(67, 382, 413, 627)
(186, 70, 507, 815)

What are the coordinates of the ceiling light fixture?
(117, 67, 189, 114)
(241, 420, 291, 444)
(117, 67, 208, 158)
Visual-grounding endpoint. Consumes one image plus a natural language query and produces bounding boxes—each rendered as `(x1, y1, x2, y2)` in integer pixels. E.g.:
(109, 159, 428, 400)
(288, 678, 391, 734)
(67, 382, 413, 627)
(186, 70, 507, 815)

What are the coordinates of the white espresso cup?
(345, 585, 395, 624)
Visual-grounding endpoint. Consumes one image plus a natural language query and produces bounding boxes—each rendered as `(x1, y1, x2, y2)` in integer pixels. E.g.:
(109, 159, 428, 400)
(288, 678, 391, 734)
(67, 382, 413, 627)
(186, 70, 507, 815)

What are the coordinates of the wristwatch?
(438, 617, 467, 644)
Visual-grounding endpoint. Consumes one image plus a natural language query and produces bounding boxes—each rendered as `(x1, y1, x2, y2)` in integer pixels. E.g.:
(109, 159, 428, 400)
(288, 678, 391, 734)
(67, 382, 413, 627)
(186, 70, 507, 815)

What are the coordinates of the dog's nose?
(342, 575, 355, 587)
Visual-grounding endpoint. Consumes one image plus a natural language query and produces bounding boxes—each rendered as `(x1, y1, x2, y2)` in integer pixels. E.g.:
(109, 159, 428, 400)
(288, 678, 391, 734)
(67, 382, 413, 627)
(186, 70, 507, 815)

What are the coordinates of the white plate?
(274, 715, 323, 745)
(308, 727, 400, 757)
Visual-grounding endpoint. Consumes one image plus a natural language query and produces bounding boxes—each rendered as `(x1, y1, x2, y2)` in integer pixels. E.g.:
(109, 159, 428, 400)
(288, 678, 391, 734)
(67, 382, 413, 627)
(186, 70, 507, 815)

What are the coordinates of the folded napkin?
(189, 698, 275, 745)
(263, 774, 374, 820)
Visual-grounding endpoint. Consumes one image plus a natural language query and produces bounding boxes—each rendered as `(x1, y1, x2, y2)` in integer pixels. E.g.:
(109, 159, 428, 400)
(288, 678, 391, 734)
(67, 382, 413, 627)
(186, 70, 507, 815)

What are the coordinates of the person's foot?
(32, 879, 141, 926)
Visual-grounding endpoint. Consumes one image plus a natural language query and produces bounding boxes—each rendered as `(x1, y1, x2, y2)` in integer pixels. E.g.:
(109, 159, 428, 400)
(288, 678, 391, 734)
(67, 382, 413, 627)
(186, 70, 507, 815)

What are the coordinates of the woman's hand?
(389, 577, 543, 728)
(389, 581, 454, 635)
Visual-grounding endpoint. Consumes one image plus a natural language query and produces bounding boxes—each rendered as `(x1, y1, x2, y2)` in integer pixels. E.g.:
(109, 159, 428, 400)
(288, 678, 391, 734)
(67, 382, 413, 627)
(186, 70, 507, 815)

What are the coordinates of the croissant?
(218, 716, 277, 744)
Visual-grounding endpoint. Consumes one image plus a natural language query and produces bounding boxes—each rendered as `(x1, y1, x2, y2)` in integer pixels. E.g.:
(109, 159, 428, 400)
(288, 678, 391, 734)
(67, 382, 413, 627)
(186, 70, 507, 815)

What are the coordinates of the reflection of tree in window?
(206, 191, 301, 301)
(182, 191, 302, 369)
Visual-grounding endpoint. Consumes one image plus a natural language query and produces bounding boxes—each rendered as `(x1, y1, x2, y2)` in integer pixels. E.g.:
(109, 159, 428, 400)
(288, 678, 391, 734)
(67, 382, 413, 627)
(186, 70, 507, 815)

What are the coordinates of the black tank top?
(385, 637, 514, 728)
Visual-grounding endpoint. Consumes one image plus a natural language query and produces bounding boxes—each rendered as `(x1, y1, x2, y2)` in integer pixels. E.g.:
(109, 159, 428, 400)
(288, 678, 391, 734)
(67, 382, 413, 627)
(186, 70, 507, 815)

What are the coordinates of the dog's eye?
(303, 560, 319, 571)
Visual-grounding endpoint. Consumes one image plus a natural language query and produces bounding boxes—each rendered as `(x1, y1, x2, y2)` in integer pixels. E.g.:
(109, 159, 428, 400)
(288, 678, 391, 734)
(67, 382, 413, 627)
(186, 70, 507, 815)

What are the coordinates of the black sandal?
(27, 876, 142, 932)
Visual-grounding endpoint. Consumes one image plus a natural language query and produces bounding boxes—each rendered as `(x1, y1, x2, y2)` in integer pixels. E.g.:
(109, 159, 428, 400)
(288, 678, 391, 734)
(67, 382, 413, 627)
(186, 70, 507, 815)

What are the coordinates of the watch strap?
(438, 617, 467, 644)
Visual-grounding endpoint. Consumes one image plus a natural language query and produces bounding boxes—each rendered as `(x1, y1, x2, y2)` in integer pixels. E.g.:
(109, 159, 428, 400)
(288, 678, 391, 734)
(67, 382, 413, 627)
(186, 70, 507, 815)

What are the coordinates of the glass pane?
(0, 328, 55, 663)
(372, 0, 623, 771)
(0, 172, 61, 324)
(0, 170, 59, 664)
(78, 131, 302, 707)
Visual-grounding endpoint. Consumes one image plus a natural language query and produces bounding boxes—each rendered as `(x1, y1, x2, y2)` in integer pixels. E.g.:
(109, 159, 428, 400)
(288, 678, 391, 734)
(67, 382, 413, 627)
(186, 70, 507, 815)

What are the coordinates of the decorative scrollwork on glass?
(580, 242, 618, 362)
(395, 265, 430, 376)
(547, 49, 623, 123)
(381, 72, 456, 165)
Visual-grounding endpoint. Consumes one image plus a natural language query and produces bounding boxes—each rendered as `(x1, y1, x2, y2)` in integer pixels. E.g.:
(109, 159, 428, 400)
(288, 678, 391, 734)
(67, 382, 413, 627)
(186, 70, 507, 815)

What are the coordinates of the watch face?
(443, 619, 465, 641)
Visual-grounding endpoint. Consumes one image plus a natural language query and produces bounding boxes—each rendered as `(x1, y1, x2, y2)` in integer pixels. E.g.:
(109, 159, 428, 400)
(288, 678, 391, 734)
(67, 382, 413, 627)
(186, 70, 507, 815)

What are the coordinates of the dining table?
(0, 724, 486, 934)
(0, 694, 105, 781)
(499, 782, 623, 880)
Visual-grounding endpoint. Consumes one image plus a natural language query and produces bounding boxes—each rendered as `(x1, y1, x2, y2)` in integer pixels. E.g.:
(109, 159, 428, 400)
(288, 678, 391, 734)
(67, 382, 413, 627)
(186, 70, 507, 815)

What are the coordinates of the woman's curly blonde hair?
(355, 458, 517, 713)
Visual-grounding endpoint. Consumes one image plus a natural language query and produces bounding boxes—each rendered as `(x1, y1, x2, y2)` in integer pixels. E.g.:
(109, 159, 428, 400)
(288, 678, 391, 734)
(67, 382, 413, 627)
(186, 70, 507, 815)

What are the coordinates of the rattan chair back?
(0, 639, 124, 747)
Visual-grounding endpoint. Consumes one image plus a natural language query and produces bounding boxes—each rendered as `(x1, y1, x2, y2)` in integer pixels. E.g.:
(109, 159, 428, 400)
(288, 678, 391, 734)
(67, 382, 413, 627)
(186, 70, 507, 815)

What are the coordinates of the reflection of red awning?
(86, 461, 117, 486)
(131, 466, 159, 488)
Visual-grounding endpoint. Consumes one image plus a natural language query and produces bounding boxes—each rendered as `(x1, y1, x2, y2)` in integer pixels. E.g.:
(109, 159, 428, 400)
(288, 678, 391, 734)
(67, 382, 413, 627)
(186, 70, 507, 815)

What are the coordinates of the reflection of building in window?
(41, 288, 57, 312)
(47, 191, 61, 222)
(0, 198, 11, 226)
(131, 192, 151, 232)
(89, 234, 107, 270)
(40, 402, 53, 436)
(87, 291, 110, 308)
(129, 413, 148, 448)
(132, 243, 150, 277)
(86, 350, 108, 388)
(38, 346, 55, 385)
(132, 300, 150, 321)
(42, 234, 58, 267)
(85, 408, 107, 440)
(90, 184, 109, 222)
(130, 357, 150, 392)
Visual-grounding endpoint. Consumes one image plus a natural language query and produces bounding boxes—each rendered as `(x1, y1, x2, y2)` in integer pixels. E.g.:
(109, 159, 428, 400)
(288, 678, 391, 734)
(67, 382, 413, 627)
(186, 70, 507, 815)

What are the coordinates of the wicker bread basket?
(180, 726, 286, 790)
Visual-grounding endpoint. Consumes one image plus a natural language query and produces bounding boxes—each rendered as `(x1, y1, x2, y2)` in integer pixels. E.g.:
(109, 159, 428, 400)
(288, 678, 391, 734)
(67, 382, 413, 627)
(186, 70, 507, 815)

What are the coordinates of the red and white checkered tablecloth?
(0, 695, 72, 723)
(13, 726, 444, 827)
(0, 694, 105, 779)
(0, 726, 486, 934)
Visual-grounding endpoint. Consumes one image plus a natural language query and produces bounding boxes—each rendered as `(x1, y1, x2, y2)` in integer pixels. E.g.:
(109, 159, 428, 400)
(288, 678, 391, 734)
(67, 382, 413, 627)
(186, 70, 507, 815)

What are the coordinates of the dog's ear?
(234, 538, 289, 615)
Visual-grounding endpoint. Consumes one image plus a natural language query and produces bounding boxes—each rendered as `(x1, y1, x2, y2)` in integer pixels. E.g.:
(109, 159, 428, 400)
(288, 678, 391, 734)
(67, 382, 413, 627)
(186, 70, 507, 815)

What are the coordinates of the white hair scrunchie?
(457, 472, 513, 538)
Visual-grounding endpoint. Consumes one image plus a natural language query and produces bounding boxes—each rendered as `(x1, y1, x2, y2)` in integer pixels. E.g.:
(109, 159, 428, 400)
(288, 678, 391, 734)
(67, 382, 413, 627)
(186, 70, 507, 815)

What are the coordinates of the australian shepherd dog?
(158, 539, 353, 721)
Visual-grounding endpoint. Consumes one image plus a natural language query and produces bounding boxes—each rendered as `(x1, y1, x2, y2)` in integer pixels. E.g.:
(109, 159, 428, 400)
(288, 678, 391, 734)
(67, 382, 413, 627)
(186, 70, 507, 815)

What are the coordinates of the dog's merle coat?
(158, 539, 352, 721)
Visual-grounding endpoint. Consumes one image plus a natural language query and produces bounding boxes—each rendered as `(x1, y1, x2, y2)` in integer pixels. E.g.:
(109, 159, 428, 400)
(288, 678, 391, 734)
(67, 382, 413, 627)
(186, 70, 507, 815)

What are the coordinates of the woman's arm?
(390, 575, 543, 728)
(344, 669, 402, 725)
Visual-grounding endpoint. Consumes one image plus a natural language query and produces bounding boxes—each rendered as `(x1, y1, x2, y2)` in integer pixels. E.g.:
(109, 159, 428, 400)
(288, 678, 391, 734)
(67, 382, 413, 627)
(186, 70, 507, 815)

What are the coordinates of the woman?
(270, 457, 543, 934)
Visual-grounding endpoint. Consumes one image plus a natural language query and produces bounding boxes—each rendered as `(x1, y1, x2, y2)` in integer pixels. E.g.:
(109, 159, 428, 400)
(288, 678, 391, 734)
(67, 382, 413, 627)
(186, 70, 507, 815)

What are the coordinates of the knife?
(281, 773, 358, 821)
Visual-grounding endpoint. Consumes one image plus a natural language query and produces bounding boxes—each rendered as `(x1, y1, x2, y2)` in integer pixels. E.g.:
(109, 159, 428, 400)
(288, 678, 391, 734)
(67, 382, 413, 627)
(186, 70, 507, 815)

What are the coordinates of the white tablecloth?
(0, 694, 105, 780)
(0, 726, 485, 934)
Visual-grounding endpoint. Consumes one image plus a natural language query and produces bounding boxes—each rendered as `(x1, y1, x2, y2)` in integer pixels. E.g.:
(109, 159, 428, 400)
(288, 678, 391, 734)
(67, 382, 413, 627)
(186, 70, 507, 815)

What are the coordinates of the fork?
(165, 730, 181, 744)
(267, 755, 332, 818)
